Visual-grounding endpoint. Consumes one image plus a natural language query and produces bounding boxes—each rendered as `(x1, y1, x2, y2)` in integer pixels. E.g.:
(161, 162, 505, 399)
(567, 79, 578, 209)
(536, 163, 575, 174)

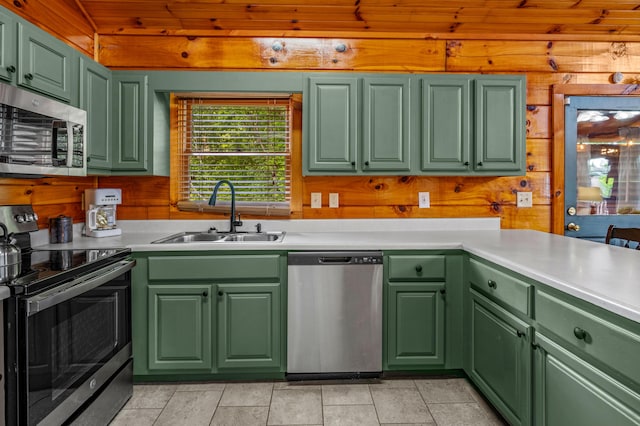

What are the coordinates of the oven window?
(26, 282, 130, 425)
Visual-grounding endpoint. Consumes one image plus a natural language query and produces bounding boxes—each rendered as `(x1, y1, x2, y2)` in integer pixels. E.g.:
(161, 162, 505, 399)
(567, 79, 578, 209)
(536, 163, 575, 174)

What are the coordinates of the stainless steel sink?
(151, 231, 285, 244)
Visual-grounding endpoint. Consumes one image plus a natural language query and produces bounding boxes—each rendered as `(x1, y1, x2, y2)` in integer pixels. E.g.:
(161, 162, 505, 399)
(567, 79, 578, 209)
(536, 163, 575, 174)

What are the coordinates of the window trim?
(169, 93, 303, 219)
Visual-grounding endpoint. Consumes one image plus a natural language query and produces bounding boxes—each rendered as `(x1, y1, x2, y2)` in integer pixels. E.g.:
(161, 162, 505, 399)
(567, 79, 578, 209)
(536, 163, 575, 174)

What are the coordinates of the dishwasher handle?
(319, 256, 353, 264)
(288, 251, 383, 266)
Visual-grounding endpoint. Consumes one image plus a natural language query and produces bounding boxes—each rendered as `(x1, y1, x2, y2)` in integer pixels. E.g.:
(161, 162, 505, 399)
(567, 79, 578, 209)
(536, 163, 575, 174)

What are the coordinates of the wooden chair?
(605, 225, 640, 250)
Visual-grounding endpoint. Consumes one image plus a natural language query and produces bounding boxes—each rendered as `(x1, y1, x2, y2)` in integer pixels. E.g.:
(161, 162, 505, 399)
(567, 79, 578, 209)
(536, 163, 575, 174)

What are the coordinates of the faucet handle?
(255, 223, 262, 233)
(233, 214, 243, 227)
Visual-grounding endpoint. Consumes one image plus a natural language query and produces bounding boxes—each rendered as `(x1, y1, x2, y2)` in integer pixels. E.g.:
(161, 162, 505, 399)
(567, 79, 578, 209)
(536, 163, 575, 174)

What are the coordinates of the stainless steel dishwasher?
(287, 251, 383, 379)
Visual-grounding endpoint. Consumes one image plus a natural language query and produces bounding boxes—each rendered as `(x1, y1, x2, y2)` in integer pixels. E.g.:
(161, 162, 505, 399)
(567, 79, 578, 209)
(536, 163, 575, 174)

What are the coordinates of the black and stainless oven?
(1, 206, 135, 425)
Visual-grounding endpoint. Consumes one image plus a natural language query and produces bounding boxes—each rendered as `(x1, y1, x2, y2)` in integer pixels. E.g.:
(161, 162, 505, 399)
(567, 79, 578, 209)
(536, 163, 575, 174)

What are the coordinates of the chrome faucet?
(208, 180, 242, 233)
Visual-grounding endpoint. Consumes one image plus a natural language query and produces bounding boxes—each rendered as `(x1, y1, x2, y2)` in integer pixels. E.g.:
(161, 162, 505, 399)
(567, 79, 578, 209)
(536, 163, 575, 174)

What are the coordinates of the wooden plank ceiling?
(74, 0, 640, 38)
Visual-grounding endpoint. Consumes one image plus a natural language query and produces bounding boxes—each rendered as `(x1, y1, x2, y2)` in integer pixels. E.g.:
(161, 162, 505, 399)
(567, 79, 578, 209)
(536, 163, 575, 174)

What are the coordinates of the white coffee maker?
(84, 188, 122, 237)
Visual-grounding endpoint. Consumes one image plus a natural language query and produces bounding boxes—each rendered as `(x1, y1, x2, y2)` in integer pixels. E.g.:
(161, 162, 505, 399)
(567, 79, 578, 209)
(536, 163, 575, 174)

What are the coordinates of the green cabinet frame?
(467, 289, 532, 426)
(305, 76, 358, 172)
(534, 333, 640, 426)
(420, 76, 471, 172)
(148, 284, 213, 371)
(386, 282, 446, 368)
(0, 9, 15, 83)
(80, 57, 112, 171)
(216, 283, 281, 370)
(17, 22, 75, 102)
(112, 72, 148, 171)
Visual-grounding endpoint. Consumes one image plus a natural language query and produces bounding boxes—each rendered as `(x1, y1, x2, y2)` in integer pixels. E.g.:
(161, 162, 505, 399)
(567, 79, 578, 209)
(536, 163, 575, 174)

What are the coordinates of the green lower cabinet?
(216, 283, 281, 371)
(147, 284, 212, 371)
(468, 289, 532, 426)
(534, 333, 640, 426)
(385, 282, 446, 369)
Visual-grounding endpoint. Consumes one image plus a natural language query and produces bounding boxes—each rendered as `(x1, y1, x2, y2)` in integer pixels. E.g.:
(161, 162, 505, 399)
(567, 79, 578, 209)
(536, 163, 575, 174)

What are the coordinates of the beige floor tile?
(220, 382, 274, 407)
(322, 384, 373, 405)
(323, 404, 379, 426)
(210, 406, 269, 426)
(176, 382, 226, 392)
(154, 390, 223, 426)
(109, 408, 162, 426)
(428, 402, 498, 426)
(267, 388, 323, 425)
(274, 381, 322, 390)
(415, 378, 476, 403)
(124, 384, 177, 409)
(369, 379, 417, 389)
(463, 382, 508, 425)
(370, 387, 434, 424)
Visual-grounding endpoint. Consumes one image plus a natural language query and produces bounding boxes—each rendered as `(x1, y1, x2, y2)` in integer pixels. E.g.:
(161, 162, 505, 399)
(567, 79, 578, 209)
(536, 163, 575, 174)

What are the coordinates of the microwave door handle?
(66, 122, 73, 167)
(26, 259, 136, 316)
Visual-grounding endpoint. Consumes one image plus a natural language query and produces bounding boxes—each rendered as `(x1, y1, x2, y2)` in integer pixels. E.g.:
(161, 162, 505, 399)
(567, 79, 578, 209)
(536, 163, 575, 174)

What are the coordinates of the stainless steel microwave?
(0, 83, 87, 177)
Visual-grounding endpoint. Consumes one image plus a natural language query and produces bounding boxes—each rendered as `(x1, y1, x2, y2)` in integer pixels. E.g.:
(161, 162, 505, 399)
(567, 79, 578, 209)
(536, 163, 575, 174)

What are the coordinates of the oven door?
(9, 259, 134, 426)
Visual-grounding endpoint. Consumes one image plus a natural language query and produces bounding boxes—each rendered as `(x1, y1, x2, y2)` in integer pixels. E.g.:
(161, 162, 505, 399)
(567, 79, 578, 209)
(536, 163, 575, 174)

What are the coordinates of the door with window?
(564, 96, 640, 241)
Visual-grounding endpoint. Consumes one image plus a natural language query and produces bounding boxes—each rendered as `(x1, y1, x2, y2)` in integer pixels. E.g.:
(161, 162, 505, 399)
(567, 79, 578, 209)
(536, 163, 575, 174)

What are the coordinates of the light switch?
(311, 192, 322, 208)
(329, 193, 339, 208)
(418, 192, 430, 208)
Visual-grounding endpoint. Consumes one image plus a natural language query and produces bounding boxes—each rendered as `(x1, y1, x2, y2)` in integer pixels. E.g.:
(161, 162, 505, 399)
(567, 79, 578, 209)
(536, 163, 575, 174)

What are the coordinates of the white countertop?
(32, 218, 640, 324)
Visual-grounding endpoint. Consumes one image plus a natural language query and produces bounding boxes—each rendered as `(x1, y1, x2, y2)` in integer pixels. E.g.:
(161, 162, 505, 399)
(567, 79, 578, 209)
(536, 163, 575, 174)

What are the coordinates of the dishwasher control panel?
(288, 251, 383, 266)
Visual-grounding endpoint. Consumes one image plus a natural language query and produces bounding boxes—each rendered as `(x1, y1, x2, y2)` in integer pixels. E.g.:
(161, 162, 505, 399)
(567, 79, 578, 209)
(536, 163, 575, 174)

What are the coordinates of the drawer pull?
(24, 73, 33, 81)
(218, 290, 224, 297)
(516, 330, 525, 338)
(573, 327, 587, 340)
(487, 279, 497, 289)
(415, 265, 423, 273)
(6, 65, 15, 73)
(202, 291, 208, 297)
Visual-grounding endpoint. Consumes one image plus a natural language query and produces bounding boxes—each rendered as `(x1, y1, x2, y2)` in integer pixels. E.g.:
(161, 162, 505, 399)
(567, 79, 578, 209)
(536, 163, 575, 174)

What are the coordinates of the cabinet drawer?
(467, 258, 531, 316)
(536, 290, 640, 386)
(387, 255, 445, 281)
(148, 254, 281, 281)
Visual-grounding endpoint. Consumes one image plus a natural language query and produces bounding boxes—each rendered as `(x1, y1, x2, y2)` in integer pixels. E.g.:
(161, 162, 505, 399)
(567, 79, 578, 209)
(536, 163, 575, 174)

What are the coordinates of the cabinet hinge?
(565, 97, 571, 106)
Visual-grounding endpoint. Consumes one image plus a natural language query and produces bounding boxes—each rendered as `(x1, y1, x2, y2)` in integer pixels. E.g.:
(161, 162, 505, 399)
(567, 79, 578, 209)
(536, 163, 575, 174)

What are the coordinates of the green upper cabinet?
(474, 76, 526, 173)
(362, 76, 411, 172)
(112, 72, 148, 171)
(420, 76, 471, 172)
(304, 73, 525, 176)
(0, 9, 16, 83)
(17, 22, 76, 102)
(148, 284, 213, 371)
(80, 57, 112, 172)
(304, 74, 412, 175)
(216, 283, 281, 371)
(305, 76, 358, 173)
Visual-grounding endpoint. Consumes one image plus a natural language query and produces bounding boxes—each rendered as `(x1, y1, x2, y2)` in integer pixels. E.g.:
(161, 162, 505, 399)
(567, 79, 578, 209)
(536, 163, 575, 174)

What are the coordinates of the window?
(173, 95, 292, 216)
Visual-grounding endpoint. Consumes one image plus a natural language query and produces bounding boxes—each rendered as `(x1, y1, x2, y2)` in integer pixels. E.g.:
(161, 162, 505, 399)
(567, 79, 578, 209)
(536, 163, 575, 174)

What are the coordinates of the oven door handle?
(26, 259, 136, 316)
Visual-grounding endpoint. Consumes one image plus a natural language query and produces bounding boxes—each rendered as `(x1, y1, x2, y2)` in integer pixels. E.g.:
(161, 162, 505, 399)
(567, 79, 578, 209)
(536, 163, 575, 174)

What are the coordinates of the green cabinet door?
(534, 333, 640, 426)
(216, 283, 281, 371)
(304, 76, 358, 173)
(468, 289, 531, 426)
(0, 9, 15, 83)
(80, 57, 112, 171)
(112, 72, 148, 171)
(17, 22, 75, 102)
(148, 284, 213, 371)
(474, 76, 525, 173)
(362, 76, 411, 171)
(420, 76, 471, 172)
(385, 282, 446, 369)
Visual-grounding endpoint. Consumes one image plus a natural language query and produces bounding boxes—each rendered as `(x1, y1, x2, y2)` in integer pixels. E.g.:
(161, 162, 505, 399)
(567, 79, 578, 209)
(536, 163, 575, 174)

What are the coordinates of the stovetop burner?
(8, 247, 131, 296)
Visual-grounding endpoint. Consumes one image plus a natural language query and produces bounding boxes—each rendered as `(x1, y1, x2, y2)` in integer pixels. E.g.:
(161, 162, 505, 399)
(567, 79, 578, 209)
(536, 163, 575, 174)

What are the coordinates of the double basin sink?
(152, 231, 285, 244)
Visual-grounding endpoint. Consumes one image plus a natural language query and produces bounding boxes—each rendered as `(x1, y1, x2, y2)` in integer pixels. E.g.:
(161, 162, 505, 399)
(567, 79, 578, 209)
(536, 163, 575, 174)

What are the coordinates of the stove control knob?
(32, 212, 38, 221)
(15, 214, 25, 223)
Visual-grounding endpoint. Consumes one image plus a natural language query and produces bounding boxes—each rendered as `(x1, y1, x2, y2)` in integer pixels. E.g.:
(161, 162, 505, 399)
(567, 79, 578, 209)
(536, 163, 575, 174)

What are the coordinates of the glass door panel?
(565, 97, 640, 241)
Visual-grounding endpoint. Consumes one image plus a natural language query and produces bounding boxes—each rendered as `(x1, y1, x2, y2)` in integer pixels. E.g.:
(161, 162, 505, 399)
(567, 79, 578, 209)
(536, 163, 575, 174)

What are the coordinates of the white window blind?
(175, 96, 292, 216)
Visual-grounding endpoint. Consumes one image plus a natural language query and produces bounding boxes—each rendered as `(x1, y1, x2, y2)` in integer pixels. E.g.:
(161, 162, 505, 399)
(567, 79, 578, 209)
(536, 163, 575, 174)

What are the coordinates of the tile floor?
(110, 377, 508, 425)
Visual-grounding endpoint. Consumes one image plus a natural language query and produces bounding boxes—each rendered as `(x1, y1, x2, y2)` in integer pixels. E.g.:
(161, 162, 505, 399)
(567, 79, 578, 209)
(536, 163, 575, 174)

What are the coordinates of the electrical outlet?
(311, 192, 322, 208)
(517, 192, 533, 208)
(418, 192, 430, 208)
(329, 193, 339, 208)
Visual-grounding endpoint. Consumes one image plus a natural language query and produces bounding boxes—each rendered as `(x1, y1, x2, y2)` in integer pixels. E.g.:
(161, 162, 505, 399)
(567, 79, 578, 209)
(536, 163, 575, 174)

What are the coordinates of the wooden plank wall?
(3, 4, 640, 231)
